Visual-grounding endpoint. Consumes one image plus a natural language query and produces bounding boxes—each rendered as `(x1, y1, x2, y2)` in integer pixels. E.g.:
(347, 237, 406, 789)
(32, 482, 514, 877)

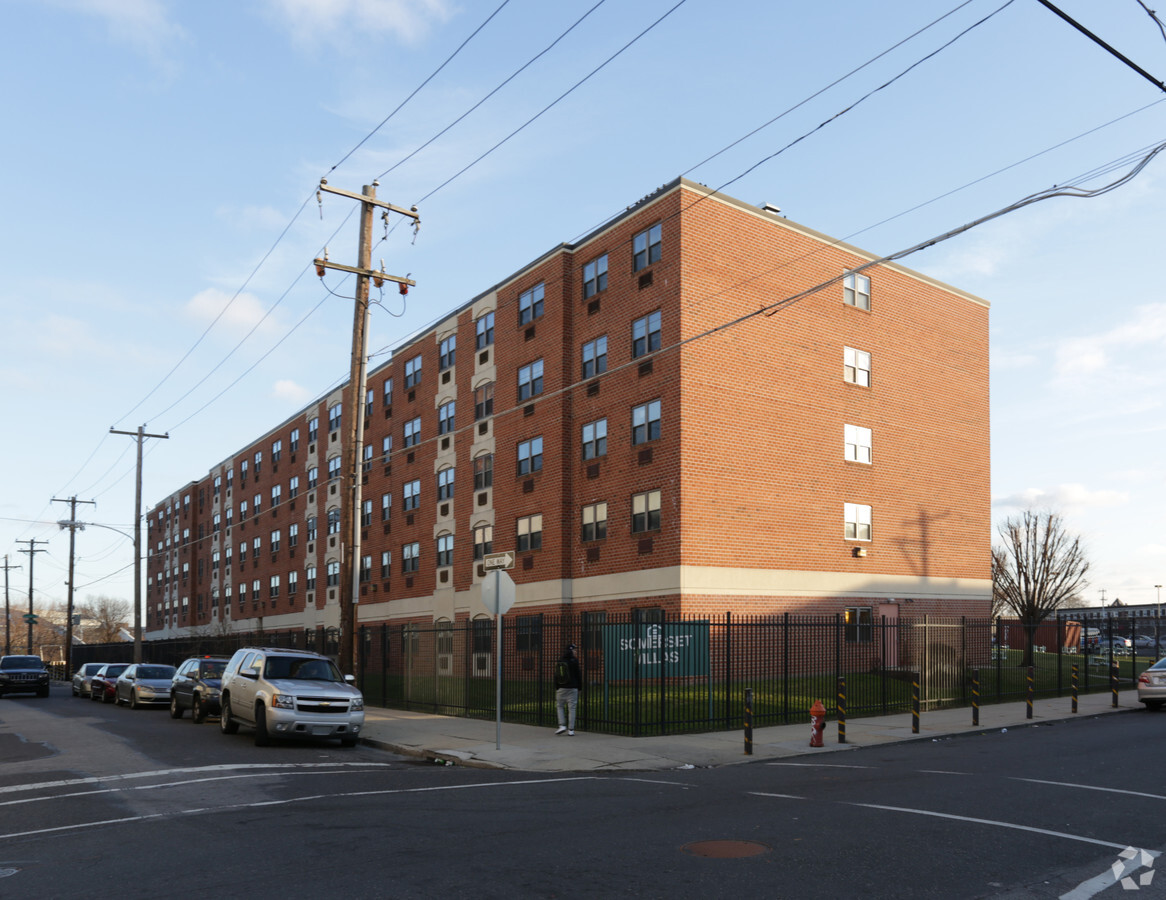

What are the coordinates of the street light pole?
(1156, 584, 1162, 653)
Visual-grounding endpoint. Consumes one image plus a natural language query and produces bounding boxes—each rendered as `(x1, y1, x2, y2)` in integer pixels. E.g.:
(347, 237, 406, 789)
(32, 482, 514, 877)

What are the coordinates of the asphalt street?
(0, 687, 1162, 899)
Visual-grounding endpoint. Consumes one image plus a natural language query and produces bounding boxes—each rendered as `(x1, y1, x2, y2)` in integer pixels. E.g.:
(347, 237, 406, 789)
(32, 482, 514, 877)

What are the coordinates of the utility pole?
(314, 178, 418, 675)
(110, 425, 169, 663)
(53, 495, 95, 674)
(17, 539, 47, 654)
(1, 555, 22, 655)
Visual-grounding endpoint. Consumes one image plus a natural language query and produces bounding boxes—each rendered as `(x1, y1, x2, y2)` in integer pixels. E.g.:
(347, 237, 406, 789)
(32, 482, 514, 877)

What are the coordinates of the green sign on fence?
(602, 621, 710, 679)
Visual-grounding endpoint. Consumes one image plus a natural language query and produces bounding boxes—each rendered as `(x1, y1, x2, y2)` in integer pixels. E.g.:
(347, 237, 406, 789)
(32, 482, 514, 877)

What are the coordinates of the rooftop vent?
(761, 203, 781, 215)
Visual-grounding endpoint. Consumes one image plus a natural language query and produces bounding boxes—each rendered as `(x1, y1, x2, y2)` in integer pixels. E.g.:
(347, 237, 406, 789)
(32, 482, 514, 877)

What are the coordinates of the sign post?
(481, 553, 516, 750)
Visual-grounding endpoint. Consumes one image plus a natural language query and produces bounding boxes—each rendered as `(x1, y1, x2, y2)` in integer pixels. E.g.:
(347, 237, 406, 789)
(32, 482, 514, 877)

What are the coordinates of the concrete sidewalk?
(359, 690, 1143, 772)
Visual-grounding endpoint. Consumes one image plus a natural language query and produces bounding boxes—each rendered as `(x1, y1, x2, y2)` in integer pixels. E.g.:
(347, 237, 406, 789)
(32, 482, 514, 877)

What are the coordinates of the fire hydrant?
(809, 700, 826, 747)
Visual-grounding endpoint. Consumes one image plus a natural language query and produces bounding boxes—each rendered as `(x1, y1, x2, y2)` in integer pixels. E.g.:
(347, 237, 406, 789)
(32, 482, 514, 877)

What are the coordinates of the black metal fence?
(70, 613, 1161, 735)
(354, 612, 1162, 735)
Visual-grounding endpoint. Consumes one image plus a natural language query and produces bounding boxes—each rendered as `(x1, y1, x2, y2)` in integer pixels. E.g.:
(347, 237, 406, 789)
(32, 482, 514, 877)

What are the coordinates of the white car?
(1137, 657, 1166, 710)
(219, 647, 364, 747)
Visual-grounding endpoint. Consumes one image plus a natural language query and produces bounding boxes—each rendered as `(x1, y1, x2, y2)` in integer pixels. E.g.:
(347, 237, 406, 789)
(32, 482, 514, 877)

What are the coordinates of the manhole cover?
(682, 840, 770, 858)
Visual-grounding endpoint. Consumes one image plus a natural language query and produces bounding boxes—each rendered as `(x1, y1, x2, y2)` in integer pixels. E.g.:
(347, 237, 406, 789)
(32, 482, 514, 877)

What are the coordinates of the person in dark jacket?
(554, 644, 582, 735)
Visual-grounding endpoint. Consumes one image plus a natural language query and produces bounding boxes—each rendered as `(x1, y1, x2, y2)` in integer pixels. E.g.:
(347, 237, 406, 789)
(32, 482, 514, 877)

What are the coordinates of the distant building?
(145, 177, 991, 643)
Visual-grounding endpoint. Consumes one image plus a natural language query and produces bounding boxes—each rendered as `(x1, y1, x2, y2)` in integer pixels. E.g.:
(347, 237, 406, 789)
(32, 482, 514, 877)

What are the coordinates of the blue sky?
(3, 0, 1165, 616)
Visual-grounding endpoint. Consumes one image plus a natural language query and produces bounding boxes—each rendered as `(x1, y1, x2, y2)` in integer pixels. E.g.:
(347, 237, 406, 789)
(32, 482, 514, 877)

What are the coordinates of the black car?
(0, 655, 51, 698)
(169, 656, 230, 723)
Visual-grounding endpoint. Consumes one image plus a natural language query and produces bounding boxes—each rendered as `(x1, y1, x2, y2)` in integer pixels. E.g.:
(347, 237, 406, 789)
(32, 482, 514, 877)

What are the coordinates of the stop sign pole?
(482, 554, 516, 750)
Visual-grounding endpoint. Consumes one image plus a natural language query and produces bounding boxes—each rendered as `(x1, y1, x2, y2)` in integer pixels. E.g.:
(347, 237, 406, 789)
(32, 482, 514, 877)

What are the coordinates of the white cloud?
(272, 379, 312, 404)
(184, 288, 280, 337)
(50, 0, 185, 66)
(264, 0, 454, 46)
(993, 483, 1128, 512)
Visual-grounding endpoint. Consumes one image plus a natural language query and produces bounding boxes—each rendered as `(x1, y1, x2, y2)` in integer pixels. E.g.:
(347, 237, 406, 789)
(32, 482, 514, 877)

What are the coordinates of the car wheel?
(72, 685, 79, 697)
(1144, 699, 1164, 710)
(105, 691, 115, 704)
(220, 696, 238, 734)
(254, 703, 270, 746)
(191, 695, 204, 724)
(169, 695, 183, 719)
(129, 690, 139, 710)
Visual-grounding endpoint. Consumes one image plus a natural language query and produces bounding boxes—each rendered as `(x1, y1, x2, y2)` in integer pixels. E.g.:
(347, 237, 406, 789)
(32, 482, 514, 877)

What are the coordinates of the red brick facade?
(145, 178, 991, 640)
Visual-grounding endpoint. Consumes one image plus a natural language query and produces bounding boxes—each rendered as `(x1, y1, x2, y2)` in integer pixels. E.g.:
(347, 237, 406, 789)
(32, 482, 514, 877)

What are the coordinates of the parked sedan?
(169, 656, 229, 723)
(1136, 657, 1166, 709)
(72, 662, 105, 698)
(115, 664, 176, 709)
(89, 664, 130, 703)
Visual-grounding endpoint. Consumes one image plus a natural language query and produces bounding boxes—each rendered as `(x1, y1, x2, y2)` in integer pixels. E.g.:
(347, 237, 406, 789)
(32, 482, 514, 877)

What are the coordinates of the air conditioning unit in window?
(472, 652, 492, 678)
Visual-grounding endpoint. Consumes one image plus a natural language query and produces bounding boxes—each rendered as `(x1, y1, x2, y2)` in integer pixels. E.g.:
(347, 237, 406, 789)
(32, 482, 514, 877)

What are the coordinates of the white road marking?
(849, 802, 1135, 851)
(748, 792, 806, 800)
(1013, 777, 1166, 801)
(0, 762, 393, 796)
(0, 777, 599, 841)
(766, 762, 872, 769)
(1061, 847, 1162, 900)
(918, 770, 966, 775)
(618, 778, 691, 787)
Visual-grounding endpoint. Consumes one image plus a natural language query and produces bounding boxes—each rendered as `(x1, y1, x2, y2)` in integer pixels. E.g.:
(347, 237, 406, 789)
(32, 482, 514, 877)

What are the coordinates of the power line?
(1036, 0, 1166, 93)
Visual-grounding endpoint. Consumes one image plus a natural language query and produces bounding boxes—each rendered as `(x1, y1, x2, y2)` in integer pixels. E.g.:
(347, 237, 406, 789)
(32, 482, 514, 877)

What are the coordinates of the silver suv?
(219, 647, 364, 747)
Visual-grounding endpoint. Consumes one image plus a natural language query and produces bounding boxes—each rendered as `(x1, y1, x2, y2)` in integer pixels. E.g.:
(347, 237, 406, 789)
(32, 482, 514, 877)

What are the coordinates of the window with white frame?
(844, 503, 872, 541)
(404, 416, 421, 448)
(365, 388, 374, 417)
(632, 399, 661, 445)
(474, 382, 494, 420)
(845, 606, 873, 643)
(328, 403, 342, 432)
(474, 454, 493, 489)
(289, 476, 299, 499)
(517, 437, 543, 476)
(272, 439, 282, 462)
(632, 310, 662, 358)
(308, 466, 318, 489)
(307, 516, 317, 541)
(632, 490, 662, 533)
(476, 311, 495, 349)
(308, 417, 319, 443)
(403, 479, 421, 511)
(436, 534, 454, 567)
(381, 492, 392, 521)
(437, 467, 455, 501)
(518, 359, 544, 401)
(380, 551, 390, 578)
(289, 523, 298, 547)
(290, 428, 300, 452)
(306, 565, 316, 591)
(288, 570, 298, 595)
(438, 400, 455, 434)
(402, 542, 420, 573)
(362, 499, 372, 527)
(844, 346, 871, 387)
(633, 222, 662, 272)
(582, 418, 607, 460)
(844, 424, 872, 464)
(473, 524, 493, 560)
(582, 336, 607, 379)
(517, 514, 543, 551)
(440, 334, 456, 370)
(382, 377, 393, 407)
(252, 536, 261, 555)
(360, 555, 372, 583)
(404, 354, 423, 389)
(582, 502, 607, 541)
(253, 492, 262, 515)
(269, 574, 280, 598)
(519, 283, 544, 325)
(583, 254, 608, 298)
(326, 561, 340, 587)
(271, 484, 282, 507)
(270, 529, 281, 552)
(844, 271, 871, 310)
(253, 451, 262, 474)
(327, 507, 341, 535)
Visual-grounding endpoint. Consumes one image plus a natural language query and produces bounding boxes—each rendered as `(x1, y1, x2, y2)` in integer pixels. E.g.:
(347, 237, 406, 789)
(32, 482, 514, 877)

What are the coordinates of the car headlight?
(350, 697, 364, 711)
(271, 694, 295, 709)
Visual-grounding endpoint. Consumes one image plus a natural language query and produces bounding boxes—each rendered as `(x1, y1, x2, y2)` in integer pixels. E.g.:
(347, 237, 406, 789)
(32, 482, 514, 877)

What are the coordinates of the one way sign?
(482, 551, 514, 571)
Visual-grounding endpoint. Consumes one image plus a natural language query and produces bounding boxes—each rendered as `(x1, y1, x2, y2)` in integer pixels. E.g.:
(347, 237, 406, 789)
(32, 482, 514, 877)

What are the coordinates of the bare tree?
(992, 509, 1090, 666)
(79, 595, 132, 644)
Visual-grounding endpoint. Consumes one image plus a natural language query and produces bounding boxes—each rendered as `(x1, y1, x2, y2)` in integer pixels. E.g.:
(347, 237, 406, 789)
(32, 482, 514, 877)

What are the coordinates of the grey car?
(1137, 657, 1166, 710)
(72, 662, 105, 697)
(219, 647, 364, 747)
(115, 664, 176, 709)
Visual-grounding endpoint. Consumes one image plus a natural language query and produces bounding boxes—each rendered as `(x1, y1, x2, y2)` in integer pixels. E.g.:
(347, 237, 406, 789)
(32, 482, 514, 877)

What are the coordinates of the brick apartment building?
(144, 177, 991, 644)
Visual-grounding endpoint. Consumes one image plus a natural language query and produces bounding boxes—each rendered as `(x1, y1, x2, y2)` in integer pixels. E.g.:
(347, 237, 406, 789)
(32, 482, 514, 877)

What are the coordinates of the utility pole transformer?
(313, 179, 418, 675)
(53, 495, 95, 674)
(110, 425, 169, 663)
